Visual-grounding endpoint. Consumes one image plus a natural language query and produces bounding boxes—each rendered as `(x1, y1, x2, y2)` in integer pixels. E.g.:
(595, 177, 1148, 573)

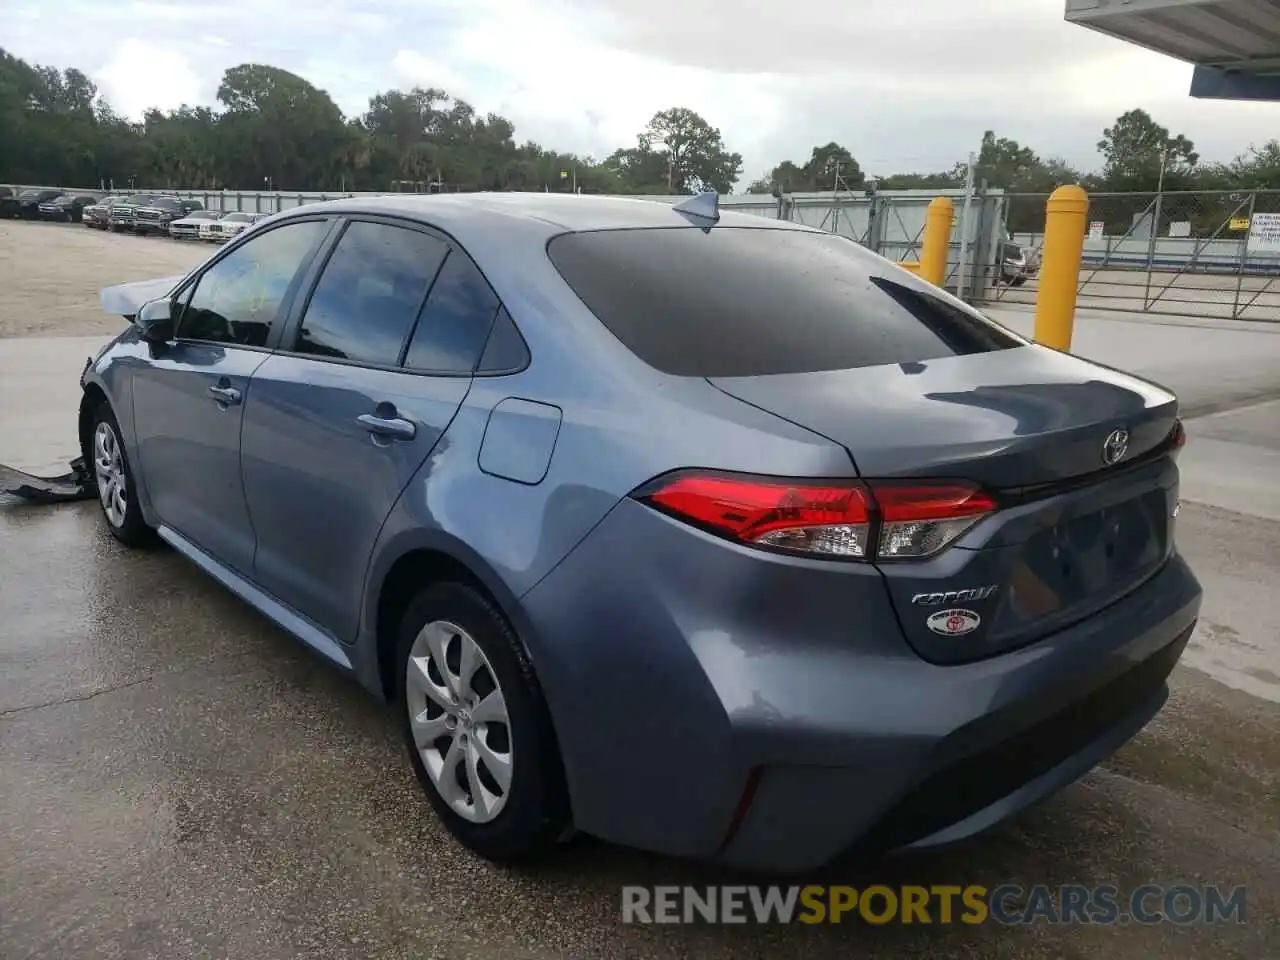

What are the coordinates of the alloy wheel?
(93, 421, 127, 527)
(405, 620, 513, 823)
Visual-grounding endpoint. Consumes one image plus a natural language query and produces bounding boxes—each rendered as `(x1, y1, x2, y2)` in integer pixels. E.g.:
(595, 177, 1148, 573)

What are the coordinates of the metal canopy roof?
(1066, 0, 1280, 99)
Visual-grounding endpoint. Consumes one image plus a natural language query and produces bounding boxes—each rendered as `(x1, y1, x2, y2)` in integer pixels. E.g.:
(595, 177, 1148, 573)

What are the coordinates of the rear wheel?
(397, 582, 569, 862)
(89, 403, 155, 547)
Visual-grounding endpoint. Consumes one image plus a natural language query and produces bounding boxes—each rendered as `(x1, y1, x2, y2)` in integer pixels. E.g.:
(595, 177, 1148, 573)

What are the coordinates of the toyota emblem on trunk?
(1102, 428, 1129, 465)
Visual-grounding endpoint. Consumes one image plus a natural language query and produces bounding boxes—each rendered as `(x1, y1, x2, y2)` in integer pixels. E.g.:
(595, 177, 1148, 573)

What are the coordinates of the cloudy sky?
(6, 0, 1276, 183)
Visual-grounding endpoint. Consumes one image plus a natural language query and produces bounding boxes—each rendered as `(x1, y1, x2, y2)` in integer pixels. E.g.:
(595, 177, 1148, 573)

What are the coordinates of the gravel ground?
(0, 220, 209, 338)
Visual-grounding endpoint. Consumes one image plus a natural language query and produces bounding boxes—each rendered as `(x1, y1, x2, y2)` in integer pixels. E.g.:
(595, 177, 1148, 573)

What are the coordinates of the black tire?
(396, 582, 569, 863)
(88, 401, 156, 547)
(1011, 276, 1028, 287)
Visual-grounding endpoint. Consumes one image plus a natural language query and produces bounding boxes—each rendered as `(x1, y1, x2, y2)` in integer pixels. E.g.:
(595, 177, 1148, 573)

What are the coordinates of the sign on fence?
(1168, 221, 1191, 238)
(1247, 212, 1280, 253)
(1229, 216, 1252, 231)
(1088, 221, 1104, 240)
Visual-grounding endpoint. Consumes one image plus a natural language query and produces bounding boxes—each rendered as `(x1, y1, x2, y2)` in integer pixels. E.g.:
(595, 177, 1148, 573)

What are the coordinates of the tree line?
(3, 47, 1279, 199)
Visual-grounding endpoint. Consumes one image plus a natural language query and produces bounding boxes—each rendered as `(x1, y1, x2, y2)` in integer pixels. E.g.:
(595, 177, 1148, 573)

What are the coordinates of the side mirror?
(136, 298, 174, 343)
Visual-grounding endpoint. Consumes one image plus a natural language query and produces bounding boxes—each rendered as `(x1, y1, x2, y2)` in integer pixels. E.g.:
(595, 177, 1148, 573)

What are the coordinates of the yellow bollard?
(919, 196, 955, 287)
(1034, 185, 1089, 351)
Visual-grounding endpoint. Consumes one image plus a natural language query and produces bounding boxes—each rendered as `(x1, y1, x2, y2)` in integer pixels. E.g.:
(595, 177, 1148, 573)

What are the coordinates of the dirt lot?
(0, 220, 209, 338)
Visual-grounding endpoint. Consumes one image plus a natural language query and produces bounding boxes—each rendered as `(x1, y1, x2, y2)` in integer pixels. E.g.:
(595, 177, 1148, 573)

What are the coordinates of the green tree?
(750, 142, 863, 195)
(216, 63, 353, 189)
(1097, 108, 1198, 190)
(635, 107, 742, 194)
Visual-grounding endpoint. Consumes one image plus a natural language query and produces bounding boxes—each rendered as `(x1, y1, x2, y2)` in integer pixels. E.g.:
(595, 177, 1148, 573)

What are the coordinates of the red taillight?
(1171, 419, 1186, 450)
(643, 474, 874, 558)
(637, 473, 995, 561)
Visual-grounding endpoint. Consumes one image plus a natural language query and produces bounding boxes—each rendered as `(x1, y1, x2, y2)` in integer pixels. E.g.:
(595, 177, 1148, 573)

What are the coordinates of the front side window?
(403, 251, 500, 375)
(294, 221, 449, 366)
(176, 220, 328, 347)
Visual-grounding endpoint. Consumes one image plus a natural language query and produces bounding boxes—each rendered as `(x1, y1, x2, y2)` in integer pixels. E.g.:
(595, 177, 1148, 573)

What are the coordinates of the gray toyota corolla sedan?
(82, 192, 1201, 873)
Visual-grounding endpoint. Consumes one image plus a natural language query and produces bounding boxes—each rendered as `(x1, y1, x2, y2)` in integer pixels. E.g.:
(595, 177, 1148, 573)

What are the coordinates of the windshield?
(225, 213, 253, 222)
(152, 198, 183, 211)
(188, 210, 218, 219)
(19, 191, 42, 200)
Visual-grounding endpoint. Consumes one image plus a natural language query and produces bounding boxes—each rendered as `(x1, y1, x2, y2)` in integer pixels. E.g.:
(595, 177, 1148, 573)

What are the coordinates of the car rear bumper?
(518, 497, 1202, 873)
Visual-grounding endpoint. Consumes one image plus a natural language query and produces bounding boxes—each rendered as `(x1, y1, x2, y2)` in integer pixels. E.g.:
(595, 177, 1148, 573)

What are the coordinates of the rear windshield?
(546, 227, 1023, 378)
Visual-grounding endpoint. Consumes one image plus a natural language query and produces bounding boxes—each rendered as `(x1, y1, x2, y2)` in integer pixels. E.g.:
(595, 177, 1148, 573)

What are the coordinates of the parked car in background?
(998, 240, 1031, 287)
(85, 193, 1199, 874)
(109, 194, 160, 232)
(200, 210, 262, 242)
(82, 196, 132, 229)
(168, 208, 222, 240)
(0, 186, 14, 217)
(8, 188, 63, 220)
(135, 196, 190, 236)
(38, 193, 100, 223)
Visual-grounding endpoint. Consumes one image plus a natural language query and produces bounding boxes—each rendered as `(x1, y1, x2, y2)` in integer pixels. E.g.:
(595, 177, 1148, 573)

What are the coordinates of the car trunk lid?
(708, 345, 1177, 490)
(709, 346, 1183, 662)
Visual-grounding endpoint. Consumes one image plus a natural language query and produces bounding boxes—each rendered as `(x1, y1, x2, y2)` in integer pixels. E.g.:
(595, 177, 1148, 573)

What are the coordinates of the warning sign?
(1248, 213, 1280, 253)
(1088, 221, 1104, 240)
(1229, 217, 1251, 231)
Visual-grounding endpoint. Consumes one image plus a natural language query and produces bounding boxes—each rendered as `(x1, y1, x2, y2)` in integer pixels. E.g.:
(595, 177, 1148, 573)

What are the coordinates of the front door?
(131, 218, 332, 574)
(241, 218, 502, 640)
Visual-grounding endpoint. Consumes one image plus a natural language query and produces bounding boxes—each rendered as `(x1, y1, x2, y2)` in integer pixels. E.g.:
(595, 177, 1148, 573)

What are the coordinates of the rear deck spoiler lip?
(99, 274, 186, 318)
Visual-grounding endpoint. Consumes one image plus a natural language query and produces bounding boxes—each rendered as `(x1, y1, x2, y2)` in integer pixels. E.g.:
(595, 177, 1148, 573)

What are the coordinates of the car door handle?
(208, 385, 242, 405)
(357, 413, 416, 441)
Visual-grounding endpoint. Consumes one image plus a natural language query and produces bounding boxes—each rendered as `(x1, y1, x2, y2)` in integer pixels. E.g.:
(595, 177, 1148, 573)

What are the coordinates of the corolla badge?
(926, 608, 981, 637)
(1102, 428, 1129, 466)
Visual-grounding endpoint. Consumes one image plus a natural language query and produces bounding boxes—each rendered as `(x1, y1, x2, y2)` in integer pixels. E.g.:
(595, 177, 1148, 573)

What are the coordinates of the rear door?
(131, 217, 332, 574)
(240, 216, 501, 640)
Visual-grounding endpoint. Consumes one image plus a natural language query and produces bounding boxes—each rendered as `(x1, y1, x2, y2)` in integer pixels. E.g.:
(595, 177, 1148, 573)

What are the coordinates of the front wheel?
(89, 403, 155, 547)
(397, 582, 569, 863)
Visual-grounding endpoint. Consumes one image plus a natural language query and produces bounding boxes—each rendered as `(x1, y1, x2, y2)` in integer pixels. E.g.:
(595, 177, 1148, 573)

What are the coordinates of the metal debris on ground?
(0, 456, 94, 505)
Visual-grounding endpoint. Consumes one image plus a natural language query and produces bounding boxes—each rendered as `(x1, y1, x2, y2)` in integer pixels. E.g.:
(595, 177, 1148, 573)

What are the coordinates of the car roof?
(276, 192, 809, 243)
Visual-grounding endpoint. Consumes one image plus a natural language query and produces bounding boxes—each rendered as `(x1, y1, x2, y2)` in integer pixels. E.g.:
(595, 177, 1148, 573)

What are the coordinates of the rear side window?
(547, 227, 1023, 377)
(403, 251, 500, 375)
(295, 221, 448, 366)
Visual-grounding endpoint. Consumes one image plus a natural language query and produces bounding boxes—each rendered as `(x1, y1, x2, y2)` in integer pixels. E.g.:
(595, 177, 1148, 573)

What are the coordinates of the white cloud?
(389, 50, 476, 103)
(5, 0, 1278, 185)
(96, 39, 205, 117)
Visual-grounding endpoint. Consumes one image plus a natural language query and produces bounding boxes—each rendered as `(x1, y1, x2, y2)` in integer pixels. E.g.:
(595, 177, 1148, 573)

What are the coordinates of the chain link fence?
(25, 179, 1278, 322)
(989, 189, 1280, 322)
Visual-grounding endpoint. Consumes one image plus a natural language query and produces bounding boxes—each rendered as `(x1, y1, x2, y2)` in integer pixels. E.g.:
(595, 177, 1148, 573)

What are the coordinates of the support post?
(956, 152, 976, 298)
(919, 196, 955, 287)
(1034, 185, 1090, 351)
